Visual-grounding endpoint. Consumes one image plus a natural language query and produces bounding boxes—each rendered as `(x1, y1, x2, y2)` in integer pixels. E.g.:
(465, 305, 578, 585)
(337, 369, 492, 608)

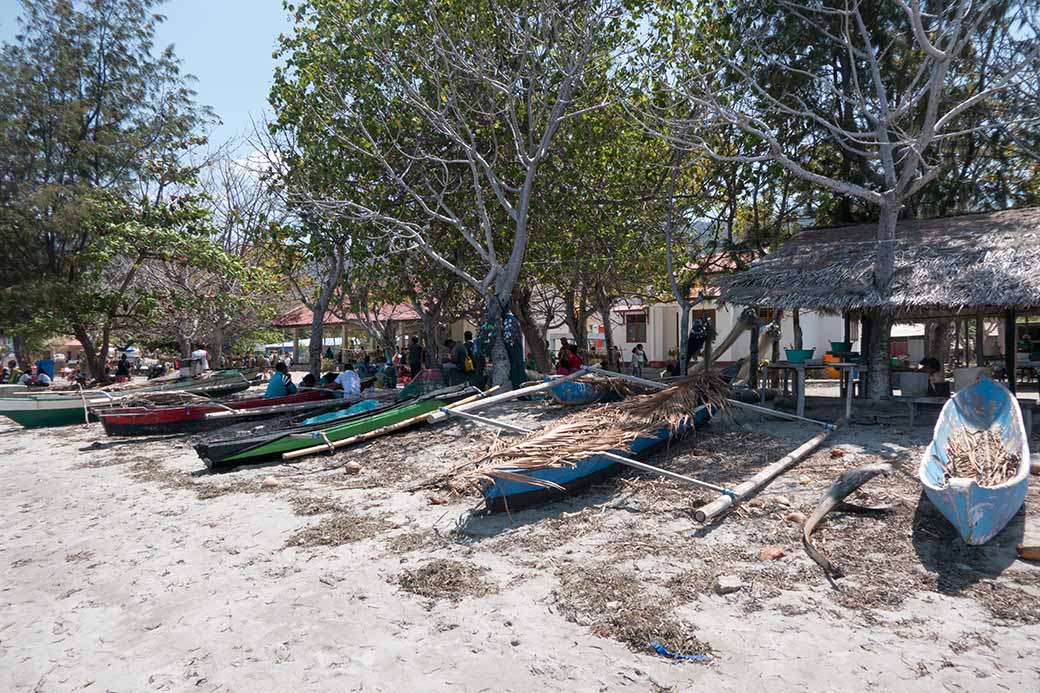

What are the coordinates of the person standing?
(631, 344, 648, 378)
(408, 336, 423, 377)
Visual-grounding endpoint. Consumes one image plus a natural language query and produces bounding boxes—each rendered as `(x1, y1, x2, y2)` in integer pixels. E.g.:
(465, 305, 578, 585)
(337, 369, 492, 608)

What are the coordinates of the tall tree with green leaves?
(270, 0, 629, 387)
(0, 0, 210, 374)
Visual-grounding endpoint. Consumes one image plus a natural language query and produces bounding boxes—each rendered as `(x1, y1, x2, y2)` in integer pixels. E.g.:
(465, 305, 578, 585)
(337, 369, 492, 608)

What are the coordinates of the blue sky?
(0, 0, 291, 153)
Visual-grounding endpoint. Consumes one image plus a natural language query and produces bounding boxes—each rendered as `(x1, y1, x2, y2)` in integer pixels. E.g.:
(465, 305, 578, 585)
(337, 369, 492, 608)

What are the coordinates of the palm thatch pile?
(452, 371, 730, 492)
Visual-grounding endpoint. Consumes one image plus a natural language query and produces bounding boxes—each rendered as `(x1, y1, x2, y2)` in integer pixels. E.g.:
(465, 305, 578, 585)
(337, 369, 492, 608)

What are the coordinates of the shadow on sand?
(911, 490, 1024, 593)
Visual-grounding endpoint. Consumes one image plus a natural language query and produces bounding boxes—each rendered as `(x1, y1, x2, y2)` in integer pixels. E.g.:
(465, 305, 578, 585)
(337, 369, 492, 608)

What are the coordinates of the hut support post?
(1005, 309, 1017, 394)
(749, 320, 760, 390)
(292, 327, 300, 365)
(975, 311, 985, 367)
(792, 309, 803, 349)
(842, 312, 851, 345)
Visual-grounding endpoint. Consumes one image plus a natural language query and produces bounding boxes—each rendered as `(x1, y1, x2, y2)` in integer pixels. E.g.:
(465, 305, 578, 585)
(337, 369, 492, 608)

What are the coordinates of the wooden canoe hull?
(919, 378, 1030, 545)
(482, 404, 711, 512)
(97, 390, 341, 437)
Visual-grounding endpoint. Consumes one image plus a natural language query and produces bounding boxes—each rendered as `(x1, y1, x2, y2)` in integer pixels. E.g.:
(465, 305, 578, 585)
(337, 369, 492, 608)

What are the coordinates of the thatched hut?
(716, 206, 1040, 395)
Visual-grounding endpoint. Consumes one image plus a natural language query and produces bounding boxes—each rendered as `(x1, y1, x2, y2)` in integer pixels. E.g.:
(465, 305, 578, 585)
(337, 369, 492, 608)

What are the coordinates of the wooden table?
(761, 361, 861, 419)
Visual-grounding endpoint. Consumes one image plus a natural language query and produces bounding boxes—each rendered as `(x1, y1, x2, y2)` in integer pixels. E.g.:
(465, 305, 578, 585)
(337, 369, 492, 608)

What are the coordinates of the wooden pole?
(842, 312, 851, 345)
(425, 367, 590, 422)
(749, 320, 760, 391)
(1006, 309, 1018, 394)
(694, 420, 843, 523)
(585, 365, 833, 428)
(975, 310, 985, 367)
(292, 327, 300, 365)
(792, 309, 803, 350)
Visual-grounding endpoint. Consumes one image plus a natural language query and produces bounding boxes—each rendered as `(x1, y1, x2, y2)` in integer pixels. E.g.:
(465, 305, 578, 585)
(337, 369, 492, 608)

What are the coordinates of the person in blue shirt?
(265, 362, 298, 398)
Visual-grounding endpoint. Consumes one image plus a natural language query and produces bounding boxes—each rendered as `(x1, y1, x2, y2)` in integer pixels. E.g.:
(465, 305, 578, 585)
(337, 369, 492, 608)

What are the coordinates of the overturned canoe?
(481, 403, 712, 513)
(919, 378, 1030, 545)
(97, 389, 351, 437)
(547, 379, 611, 406)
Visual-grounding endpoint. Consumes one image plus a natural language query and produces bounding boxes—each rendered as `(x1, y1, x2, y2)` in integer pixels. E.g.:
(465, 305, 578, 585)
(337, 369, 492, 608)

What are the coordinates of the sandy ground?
(1, 385, 1039, 692)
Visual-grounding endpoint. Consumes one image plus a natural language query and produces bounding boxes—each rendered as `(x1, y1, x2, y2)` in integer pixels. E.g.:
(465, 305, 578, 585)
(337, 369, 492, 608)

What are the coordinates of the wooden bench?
(905, 395, 1035, 434)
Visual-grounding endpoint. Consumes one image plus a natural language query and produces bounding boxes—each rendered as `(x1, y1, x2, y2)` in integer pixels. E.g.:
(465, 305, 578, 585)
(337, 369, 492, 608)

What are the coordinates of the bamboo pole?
(425, 367, 591, 423)
(437, 405, 735, 495)
(585, 365, 832, 428)
(281, 389, 494, 461)
(694, 420, 843, 523)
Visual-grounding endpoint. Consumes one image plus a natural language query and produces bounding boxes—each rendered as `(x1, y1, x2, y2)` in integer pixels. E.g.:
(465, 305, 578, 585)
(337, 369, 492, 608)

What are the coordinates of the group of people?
(264, 361, 365, 399)
(2, 359, 52, 387)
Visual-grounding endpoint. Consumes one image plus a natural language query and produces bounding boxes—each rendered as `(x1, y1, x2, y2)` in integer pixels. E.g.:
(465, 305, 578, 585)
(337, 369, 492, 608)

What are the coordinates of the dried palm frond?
(453, 370, 729, 492)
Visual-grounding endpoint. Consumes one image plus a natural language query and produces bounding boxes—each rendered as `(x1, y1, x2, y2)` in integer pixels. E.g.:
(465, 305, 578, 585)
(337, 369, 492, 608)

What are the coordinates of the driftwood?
(802, 463, 894, 578)
(694, 421, 842, 523)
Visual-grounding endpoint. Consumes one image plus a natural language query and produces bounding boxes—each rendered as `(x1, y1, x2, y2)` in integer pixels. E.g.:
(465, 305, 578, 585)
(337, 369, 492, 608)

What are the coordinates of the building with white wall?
(547, 299, 854, 365)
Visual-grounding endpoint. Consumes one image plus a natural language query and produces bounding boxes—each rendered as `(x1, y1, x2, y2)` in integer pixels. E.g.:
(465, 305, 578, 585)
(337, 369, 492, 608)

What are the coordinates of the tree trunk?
(865, 309, 893, 400)
(596, 293, 617, 371)
(177, 335, 192, 359)
(678, 301, 691, 375)
(72, 324, 102, 378)
(512, 292, 552, 372)
(873, 200, 899, 289)
(488, 299, 510, 389)
(748, 321, 760, 390)
(924, 320, 951, 365)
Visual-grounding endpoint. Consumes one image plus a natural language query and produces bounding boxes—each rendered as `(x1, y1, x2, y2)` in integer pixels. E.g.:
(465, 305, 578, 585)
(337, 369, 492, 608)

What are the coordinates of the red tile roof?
(272, 303, 421, 328)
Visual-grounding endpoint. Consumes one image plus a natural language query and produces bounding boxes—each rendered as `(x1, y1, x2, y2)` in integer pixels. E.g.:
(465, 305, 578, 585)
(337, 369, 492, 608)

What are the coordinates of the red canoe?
(97, 389, 356, 437)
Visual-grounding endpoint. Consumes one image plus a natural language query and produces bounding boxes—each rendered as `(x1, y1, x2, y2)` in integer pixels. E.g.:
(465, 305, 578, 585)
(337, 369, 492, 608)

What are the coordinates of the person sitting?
(918, 357, 950, 397)
(301, 373, 317, 388)
(320, 372, 338, 387)
(6, 359, 22, 384)
(265, 362, 298, 398)
(566, 344, 584, 372)
(332, 363, 361, 398)
(24, 369, 52, 387)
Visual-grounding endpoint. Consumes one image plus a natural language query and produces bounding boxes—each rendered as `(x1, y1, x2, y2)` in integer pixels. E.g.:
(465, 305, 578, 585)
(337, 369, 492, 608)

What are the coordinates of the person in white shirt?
(190, 348, 210, 371)
(35, 371, 52, 386)
(332, 364, 361, 398)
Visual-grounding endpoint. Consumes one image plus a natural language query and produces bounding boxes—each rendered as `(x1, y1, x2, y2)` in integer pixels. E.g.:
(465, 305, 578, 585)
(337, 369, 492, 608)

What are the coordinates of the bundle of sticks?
(938, 428, 1020, 487)
(452, 370, 730, 492)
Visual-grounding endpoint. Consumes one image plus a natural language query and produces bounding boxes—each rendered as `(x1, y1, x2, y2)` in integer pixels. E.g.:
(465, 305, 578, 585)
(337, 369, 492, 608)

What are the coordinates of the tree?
(0, 0, 210, 375)
(647, 0, 1039, 398)
(273, 0, 626, 387)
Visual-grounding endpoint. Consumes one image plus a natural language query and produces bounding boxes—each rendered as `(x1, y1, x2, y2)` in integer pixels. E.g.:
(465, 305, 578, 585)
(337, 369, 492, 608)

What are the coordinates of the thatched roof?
(716, 206, 1040, 315)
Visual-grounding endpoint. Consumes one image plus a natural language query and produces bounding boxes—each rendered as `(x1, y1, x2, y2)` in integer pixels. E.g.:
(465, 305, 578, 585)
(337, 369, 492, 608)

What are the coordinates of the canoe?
(482, 403, 712, 512)
(547, 379, 610, 406)
(97, 389, 348, 437)
(196, 386, 474, 471)
(0, 375, 253, 429)
(919, 377, 1030, 545)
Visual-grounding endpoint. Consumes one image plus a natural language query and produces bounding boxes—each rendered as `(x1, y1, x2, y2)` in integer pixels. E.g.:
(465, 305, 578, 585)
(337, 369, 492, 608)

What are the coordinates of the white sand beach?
(1, 397, 1039, 692)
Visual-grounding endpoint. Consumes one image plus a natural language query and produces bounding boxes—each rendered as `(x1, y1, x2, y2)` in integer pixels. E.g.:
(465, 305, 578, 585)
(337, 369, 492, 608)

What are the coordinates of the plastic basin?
(785, 348, 815, 364)
(830, 341, 852, 353)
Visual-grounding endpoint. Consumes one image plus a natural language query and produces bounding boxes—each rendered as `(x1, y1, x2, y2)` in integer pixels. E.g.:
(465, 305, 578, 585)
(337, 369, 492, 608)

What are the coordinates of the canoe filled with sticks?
(457, 372, 728, 512)
(919, 377, 1030, 545)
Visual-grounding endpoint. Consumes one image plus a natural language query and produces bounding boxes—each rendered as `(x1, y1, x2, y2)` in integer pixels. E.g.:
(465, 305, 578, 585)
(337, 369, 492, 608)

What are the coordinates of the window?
(625, 312, 647, 343)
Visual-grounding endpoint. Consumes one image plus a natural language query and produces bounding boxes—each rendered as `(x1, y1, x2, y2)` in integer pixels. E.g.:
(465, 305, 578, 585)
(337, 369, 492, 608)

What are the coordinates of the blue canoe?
(482, 403, 711, 512)
(547, 379, 609, 405)
(919, 378, 1030, 545)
